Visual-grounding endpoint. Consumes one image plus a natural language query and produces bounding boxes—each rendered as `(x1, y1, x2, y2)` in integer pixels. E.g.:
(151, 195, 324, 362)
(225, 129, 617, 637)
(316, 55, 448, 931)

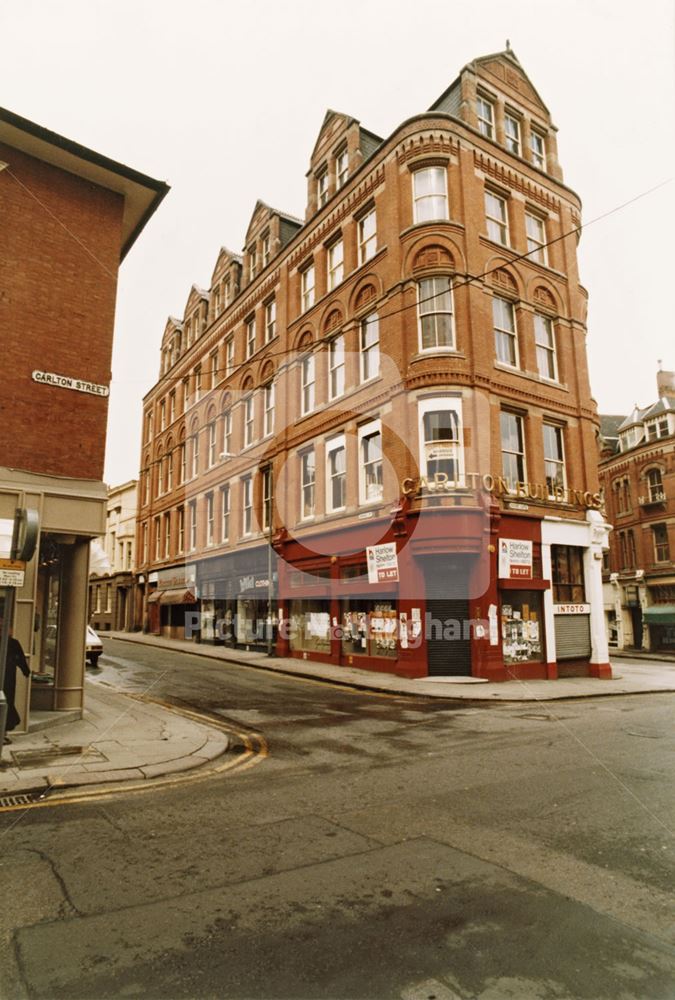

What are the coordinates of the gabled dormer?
(209, 246, 242, 320)
(242, 201, 302, 286)
(429, 46, 562, 181)
(182, 284, 209, 349)
(160, 316, 184, 377)
(305, 110, 383, 220)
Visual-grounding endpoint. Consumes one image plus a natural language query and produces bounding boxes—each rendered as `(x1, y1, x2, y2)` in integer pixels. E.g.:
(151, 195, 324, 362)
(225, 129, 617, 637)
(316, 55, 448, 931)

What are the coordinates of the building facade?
(89, 480, 138, 633)
(0, 107, 167, 728)
(136, 48, 610, 682)
(599, 369, 675, 652)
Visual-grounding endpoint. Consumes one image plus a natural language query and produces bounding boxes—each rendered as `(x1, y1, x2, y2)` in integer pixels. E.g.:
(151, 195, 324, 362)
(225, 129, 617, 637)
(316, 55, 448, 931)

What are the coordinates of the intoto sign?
(32, 370, 110, 398)
(554, 604, 591, 615)
(401, 472, 603, 510)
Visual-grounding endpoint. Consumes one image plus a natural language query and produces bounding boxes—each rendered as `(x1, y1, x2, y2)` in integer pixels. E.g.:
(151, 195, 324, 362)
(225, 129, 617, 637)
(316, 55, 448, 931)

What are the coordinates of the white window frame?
(246, 316, 256, 359)
(534, 314, 558, 381)
(336, 147, 349, 189)
(242, 476, 253, 536)
(493, 296, 519, 368)
(412, 167, 448, 223)
(300, 448, 316, 520)
(417, 276, 454, 351)
(328, 239, 344, 290)
(208, 421, 217, 467)
(262, 232, 271, 267)
(485, 190, 509, 245)
(504, 113, 521, 156)
(262, 466, 273, 531)
(525, 211, 547, 265)
(358, 419, 384, 505)
(225, 337, 235, 377)
(220, 484, 230, 542)
(264, 381, 275, 437)
(360, 312, 380, 383)
(329, 334, 345, 399)
(418, 397, 464, 487)
(189, 501, 197, 551)
(358, 209, 377, 264)
(265, 299, 276, 342)
(317, 168, 329, 208)
(191, 431, 200, 479)
(169, 391, 176, 424)
(477, 94, 494, 138)
(244, 394, 255, 448)
(326, 433, 347, 513)
(177, 506, 184, 553)
(166, 450, 173, 492)
(301, 354, 316, 415)
(530, 128, 546, 170)
(206, 492, 214, 546)
(159, 399, 166, 431)
(153, 515, 161, 560)
(163, 512, 171, 559)
(500, 411, 526, 489)
(222, 411, 233, 457)
(249, 246, 257, 281)
(179, 442, 186, 484)
(301, 264, 315, 312)
(543, 422, 566, 497)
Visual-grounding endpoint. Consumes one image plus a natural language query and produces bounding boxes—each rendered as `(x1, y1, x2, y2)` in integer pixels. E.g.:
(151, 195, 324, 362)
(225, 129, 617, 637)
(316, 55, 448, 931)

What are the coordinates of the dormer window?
(213, 286, 221, 317)
(262, 231, 271, 267)
(477, 94, 495, 138)
(504, 113, 521, 156)
(224, 278, 231, 307)
(336, 147, 349, 189)
(530, 128, 546, 170)
(317, 168, 329, 208)
(249, 247, 257, 281)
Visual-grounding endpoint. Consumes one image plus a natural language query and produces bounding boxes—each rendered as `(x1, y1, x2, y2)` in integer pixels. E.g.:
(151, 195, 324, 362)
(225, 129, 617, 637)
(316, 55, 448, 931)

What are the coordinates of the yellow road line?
(0, 701, 269, 814)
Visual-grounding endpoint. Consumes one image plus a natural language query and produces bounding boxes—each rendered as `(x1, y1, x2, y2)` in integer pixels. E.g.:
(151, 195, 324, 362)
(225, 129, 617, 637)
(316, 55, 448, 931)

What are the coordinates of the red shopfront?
(273, 501, 551, 682)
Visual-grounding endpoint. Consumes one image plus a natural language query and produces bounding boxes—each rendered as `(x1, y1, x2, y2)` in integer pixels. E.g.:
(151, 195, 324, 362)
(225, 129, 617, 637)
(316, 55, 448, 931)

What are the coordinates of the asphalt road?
(1, 638, 674, 1000)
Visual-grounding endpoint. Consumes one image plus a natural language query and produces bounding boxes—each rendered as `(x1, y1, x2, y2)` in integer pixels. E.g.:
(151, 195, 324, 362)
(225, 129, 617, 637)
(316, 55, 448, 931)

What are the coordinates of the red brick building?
(600, 368, 675, 652)
(136, 48, 610, 681)
(0, 107, 167, 728)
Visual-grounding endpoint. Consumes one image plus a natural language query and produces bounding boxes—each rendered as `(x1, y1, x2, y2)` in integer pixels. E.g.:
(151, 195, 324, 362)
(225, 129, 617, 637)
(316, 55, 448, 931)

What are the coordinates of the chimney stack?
(656, 363, 675, 398)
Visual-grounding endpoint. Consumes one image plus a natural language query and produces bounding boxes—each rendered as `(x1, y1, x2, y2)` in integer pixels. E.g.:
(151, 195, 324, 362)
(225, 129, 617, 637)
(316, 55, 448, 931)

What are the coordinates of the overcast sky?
(2, 0, 674, 486)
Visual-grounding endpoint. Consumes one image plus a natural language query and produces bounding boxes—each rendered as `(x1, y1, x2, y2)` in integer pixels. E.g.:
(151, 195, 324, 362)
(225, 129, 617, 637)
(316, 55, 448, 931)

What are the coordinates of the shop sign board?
(498, 539, 532, 579)
(366, 543, 399, 584)
(554, 604, 591, 615)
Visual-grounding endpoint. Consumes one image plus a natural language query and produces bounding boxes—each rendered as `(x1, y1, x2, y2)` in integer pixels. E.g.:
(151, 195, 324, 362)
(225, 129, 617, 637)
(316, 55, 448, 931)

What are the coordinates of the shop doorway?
(422, 555, 472, 676)
(630, 606, 643, 649)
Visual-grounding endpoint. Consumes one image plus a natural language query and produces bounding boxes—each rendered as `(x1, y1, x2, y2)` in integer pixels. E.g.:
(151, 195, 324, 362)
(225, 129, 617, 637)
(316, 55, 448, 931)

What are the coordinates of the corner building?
(137, 49, 610, 681)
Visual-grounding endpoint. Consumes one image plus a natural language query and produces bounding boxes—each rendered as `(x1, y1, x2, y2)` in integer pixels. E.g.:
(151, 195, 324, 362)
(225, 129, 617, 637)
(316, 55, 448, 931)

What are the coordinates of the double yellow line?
(0, 696, 269, 813)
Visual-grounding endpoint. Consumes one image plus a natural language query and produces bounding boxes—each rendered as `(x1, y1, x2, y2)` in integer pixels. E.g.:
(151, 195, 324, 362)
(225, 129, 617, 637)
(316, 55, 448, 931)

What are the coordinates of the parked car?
(86, 625, 103, 667)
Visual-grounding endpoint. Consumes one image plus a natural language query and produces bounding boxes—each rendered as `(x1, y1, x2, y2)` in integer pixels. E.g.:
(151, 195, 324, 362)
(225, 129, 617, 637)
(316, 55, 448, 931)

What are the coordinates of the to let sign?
(366, 543, 399, 584)
(499, 538, 533, 579)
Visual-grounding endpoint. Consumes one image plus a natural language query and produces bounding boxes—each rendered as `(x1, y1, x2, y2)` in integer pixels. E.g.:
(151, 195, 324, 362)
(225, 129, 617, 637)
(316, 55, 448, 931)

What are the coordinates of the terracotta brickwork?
(136, 50, 607, 681)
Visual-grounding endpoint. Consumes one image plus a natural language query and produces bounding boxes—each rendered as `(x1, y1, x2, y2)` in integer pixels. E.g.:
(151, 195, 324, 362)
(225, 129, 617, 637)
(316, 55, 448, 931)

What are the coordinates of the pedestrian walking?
(3, 628, 30, 743)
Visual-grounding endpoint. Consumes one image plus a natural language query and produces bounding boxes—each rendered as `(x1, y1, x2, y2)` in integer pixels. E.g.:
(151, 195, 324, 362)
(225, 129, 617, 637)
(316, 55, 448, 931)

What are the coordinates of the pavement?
(1, 631, 673, 800)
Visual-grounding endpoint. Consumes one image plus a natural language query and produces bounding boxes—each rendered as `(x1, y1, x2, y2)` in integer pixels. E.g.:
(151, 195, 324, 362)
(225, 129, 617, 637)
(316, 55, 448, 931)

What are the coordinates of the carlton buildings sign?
(401, 472, 603, 510)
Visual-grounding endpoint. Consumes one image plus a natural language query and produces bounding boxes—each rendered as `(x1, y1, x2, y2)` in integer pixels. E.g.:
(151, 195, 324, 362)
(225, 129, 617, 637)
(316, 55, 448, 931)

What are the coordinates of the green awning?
(643, 605, 675, 625)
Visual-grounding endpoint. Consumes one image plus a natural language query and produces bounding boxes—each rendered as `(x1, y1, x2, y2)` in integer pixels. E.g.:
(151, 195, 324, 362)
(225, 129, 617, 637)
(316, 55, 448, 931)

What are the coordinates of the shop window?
(501, 591, 544, 664)
(341, 600, 398, 659)
(290, 599, 331, 654)
(551, 545, 586, 602)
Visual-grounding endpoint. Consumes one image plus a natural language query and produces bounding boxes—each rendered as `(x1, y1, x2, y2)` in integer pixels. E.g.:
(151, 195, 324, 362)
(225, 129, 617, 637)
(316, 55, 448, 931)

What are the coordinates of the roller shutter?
(426, 598, 471, 676)
(554, 614, 591, 660)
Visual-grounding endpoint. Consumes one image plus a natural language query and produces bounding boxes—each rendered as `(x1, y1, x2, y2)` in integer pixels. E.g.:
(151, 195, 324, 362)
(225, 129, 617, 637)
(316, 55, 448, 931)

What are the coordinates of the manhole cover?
(11, 745, 108, 769)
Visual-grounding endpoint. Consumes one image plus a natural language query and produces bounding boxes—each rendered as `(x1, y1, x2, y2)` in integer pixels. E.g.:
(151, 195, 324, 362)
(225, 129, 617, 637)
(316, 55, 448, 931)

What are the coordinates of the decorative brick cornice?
(395, 132, 458, 165)
(474, 149, 561, 214)
(287, 165, 386, 270)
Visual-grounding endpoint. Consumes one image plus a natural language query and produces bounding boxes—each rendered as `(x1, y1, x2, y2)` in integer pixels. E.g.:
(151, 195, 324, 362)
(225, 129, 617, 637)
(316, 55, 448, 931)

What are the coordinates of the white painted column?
(585, 510, 611, 666)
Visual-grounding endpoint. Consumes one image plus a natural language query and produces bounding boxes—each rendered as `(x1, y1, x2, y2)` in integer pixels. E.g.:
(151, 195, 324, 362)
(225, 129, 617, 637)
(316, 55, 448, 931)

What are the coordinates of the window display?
(501, 590, 543, 664)
(341, 600, 397, 659)
(289, 599, 331, 654)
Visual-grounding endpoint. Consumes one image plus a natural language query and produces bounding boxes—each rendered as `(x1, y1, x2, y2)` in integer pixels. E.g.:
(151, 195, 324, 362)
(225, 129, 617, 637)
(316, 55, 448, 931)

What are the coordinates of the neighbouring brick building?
(599, 368, 675, 653)
(136, 47, 610, 682)
(0, 107, 167, 729)
(89, 480, 138, 633)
